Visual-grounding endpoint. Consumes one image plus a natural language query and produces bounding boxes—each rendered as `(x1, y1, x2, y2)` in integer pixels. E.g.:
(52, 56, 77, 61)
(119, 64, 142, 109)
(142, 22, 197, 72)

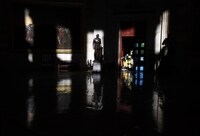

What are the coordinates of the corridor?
(2, 67, 194, 136)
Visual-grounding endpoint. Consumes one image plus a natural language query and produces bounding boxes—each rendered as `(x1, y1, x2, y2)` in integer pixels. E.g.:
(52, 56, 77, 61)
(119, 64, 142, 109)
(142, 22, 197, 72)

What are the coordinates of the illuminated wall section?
(25, 8, 34, 63)
(25, 15, 73, 63)
(154, 10, 169, 55)
(86, 32, 95, 63)
(152, 91, 164, 133)
(56, 25, 72, 62)
(27, 78, 35, 128)
(154, 10, 169, 70)
(86, 30, 104, 65)
(161, 11, 169, 49)
(155, 23, 162, 55)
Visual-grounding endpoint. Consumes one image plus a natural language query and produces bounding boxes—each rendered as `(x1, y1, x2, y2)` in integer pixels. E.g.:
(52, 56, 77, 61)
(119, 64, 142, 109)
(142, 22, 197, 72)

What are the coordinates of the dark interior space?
(122, 37, 135, 56)
(1, 0, 200, 136)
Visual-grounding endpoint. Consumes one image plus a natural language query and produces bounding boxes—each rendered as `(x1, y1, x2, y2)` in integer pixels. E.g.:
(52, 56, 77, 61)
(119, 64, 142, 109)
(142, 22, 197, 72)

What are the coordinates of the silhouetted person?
(93, 34, 103, 62)
(160, 33, 175, 71)
(162, 33, 174, 59)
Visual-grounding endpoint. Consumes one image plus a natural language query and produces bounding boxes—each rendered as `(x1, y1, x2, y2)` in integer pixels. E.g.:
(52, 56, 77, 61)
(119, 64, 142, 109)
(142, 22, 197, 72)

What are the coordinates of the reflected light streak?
(57, 78, 72, 93)
(161, 10, 170, 49)
(27, 95, 35, 128)
(56, 78, 72, 113)
(28, 52, 33, 63)
(86, 74, 103, 110)
(152, 91, 164, 133)
(117, 71, 133, 113)
(28, 78, 33, 89)
(27, 78, 35, 128)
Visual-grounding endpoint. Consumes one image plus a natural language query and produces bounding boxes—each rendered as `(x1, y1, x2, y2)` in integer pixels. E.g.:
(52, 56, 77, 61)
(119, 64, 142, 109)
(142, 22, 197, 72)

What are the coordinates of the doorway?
(119, 21, 146, 70)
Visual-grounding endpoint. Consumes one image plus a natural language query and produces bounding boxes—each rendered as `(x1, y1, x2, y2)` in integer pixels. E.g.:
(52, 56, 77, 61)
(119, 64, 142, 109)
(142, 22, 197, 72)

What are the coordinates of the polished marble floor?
(2, 68, 200, 136)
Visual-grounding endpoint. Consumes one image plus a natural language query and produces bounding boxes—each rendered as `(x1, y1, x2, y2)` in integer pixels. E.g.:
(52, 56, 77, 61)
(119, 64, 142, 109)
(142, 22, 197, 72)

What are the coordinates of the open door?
(119, 21, 145, 70)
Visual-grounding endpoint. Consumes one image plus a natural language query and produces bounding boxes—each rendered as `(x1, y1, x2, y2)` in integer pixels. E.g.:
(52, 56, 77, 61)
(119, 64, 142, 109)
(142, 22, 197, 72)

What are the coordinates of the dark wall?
(0, 0, 199, 72)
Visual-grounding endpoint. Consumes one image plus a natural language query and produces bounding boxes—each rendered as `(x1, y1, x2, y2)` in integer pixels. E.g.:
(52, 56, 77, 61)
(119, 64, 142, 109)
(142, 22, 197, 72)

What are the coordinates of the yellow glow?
(56, 49, 72, 54)
(25, 9, 34, 63)
(27, 79, 35, 130)
(57, 79, 72, 93)
(24, 9, 33, 26)
(86, 74, 103, 110)
(56, 86, 71, 93)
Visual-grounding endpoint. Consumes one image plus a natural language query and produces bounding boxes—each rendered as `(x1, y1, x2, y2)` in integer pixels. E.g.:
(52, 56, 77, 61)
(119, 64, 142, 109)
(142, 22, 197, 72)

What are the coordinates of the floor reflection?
(56, 77, 72, 113)
(153, 75, 166, 133)
(18, 70, 166, 136)
(86, 73, 103, 110)
(117, 70, 134, 113)
(27, 78, 35, 128)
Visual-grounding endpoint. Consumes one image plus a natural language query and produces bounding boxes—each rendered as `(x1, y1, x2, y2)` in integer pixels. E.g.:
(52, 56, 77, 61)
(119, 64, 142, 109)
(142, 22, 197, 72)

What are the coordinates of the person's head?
(96, 34, 99, 38)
